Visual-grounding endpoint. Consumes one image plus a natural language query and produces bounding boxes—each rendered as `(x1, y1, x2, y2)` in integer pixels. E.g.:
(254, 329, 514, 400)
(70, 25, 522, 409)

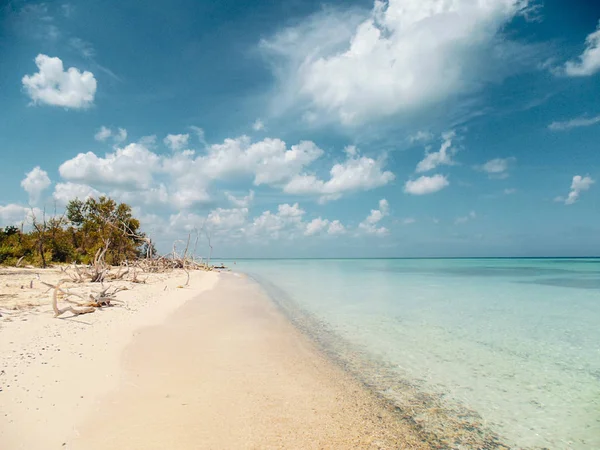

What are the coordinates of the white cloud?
(504, 188, 517, 195)
(206, 207, 250, 237)
(455, 211, 476, 225)
(59, 143, 160, 189)
(404, 174, 449, 195)
(284, 146, 394, 202)
(189, 126, 207, 147)
(139, 135, 157, 147)
(164, 133, 190, 151)
(22, 54, 97, 108)
(327, 220, 346, 235)
(55, 133, 394, 228)
(112, 184, 171, 208)
(57, 136, 327, 210)
(0, 204, 42, 227)
(358, 199, 389, 236)
(95, 126, 128, 143)
(477, 157, 515, 179)
(247, 203, 306, 240)
(115, 128, 127, 143)
(548, 115, 600, 131)
(196, 137, 324, 186)
(225, 191, 255, 208)
(252, 119, 265, 131)
(20, 166, 51, 204)
(304, 217, 347, 236)
(305, 217, 330, 236)
(94, 126, 112, 142)
(416, 131, 457, 173)
(564, 21, 600, 77)
(409, 131, 434, 144)
(555, 175, 595, 205)
(262, 0, 534, 124)
(53, 182, 104, 205)
(402, 217, 416, 225)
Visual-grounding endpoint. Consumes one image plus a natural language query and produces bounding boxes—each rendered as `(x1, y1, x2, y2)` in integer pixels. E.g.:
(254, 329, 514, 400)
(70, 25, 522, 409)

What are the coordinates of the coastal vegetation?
(0, 196, 150, 268)
(0, 195, 215, 317)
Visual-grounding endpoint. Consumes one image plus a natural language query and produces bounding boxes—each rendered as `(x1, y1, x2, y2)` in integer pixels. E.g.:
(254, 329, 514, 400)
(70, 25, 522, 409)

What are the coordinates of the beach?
(0, 269, 424, 449)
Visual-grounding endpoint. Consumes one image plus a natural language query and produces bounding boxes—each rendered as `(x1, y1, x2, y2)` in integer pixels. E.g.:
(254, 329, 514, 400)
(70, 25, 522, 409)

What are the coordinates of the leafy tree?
(0, 196, 147, 267)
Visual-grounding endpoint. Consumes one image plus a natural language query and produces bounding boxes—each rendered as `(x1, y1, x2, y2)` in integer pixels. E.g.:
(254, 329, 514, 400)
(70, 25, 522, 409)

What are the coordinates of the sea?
(229, 258, 600, 449)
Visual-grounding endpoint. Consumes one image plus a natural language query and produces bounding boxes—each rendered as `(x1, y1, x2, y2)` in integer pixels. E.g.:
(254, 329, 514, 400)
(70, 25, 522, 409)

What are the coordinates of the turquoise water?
(231, 258, 600, 449)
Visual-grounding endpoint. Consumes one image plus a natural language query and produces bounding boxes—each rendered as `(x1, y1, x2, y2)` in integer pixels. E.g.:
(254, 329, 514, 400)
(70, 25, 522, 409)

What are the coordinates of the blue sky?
(1, 0, 599, 257)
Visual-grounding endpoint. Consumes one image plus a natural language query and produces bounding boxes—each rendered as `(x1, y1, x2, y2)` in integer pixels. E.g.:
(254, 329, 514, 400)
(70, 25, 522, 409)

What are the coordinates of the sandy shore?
(1, 270, 425, 449)
(0, 268, 219, 449)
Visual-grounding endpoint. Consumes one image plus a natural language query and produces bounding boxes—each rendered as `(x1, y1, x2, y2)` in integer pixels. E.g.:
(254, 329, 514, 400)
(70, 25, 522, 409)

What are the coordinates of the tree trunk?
(39, 239, 46, 268)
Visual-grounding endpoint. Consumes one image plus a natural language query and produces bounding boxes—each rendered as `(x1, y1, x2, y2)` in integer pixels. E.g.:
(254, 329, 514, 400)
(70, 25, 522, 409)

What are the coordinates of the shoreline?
(1, 266, 506, 449)
(65, 272, 425, 449)
(249, 272, 511, 449)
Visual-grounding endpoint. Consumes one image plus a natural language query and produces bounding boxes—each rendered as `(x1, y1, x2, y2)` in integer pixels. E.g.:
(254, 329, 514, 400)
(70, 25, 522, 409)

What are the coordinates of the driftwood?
(42, 280, 128, 318)
(47, 281, 95, 317)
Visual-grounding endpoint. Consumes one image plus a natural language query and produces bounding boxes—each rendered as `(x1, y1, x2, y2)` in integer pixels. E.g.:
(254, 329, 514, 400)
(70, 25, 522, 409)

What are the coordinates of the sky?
(1, 0, 599, 258)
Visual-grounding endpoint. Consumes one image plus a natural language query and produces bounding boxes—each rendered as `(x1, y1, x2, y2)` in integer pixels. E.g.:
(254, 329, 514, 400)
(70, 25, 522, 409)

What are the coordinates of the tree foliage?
(0, 197, 149, 267)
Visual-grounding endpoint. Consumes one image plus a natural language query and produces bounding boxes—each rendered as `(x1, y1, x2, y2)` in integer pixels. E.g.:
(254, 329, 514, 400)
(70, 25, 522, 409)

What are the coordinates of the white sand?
(0, 269, 219, 449)
(1, 270, 424, 449)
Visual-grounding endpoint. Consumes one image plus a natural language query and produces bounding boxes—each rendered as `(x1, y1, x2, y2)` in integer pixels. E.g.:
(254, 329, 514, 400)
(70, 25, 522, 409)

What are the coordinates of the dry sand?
(0, 268, 219, 449)
(1, 269, 426, 449)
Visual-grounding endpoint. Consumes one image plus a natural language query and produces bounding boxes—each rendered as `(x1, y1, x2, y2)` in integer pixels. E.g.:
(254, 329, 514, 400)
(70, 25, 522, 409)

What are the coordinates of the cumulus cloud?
(402, 217, 416, 225)
(327, 220, 346, 235)
(164, 133, 190, 151)
(476, 157, 515, 179)
(115, 128, 127, 143)
(20, 166, 51, 204)
(252, 119, 265, 131)
(56, 134, 394, 225)
(303, 218, 347, 236)
(404, 174, 449, 195)
(94, 126, 112, 142)
(564, 21, 600, 77)
(555, 175, 594, 205)
(247, 203, 306, 240)
(206, 207, 250, 237)
(226, 191, 255, 208)
(416, 131, 457, 173)
(305, 217, 330, 236)
(22, 54, 97, 108)
(59, 143, 160, 189)
(53, 182, 104, 205)
(171, 137, 324, 187)
(455, 211, 476, 224)
(358, 199, 389, 236)
(57, 136, 326, 210)
(548, 115, 600, 131)
(262, 0, 535, 124)
(0, 204, 42, 227)
(284, 146, 394, 202)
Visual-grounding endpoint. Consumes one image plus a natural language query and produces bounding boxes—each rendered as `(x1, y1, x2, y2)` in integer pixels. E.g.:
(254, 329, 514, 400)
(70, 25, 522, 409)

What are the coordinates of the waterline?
(234, 258, 600, 449)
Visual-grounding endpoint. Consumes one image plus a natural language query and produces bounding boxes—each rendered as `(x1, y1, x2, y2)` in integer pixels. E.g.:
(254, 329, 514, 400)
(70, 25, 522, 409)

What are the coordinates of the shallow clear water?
(230, 258, 600, 449)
